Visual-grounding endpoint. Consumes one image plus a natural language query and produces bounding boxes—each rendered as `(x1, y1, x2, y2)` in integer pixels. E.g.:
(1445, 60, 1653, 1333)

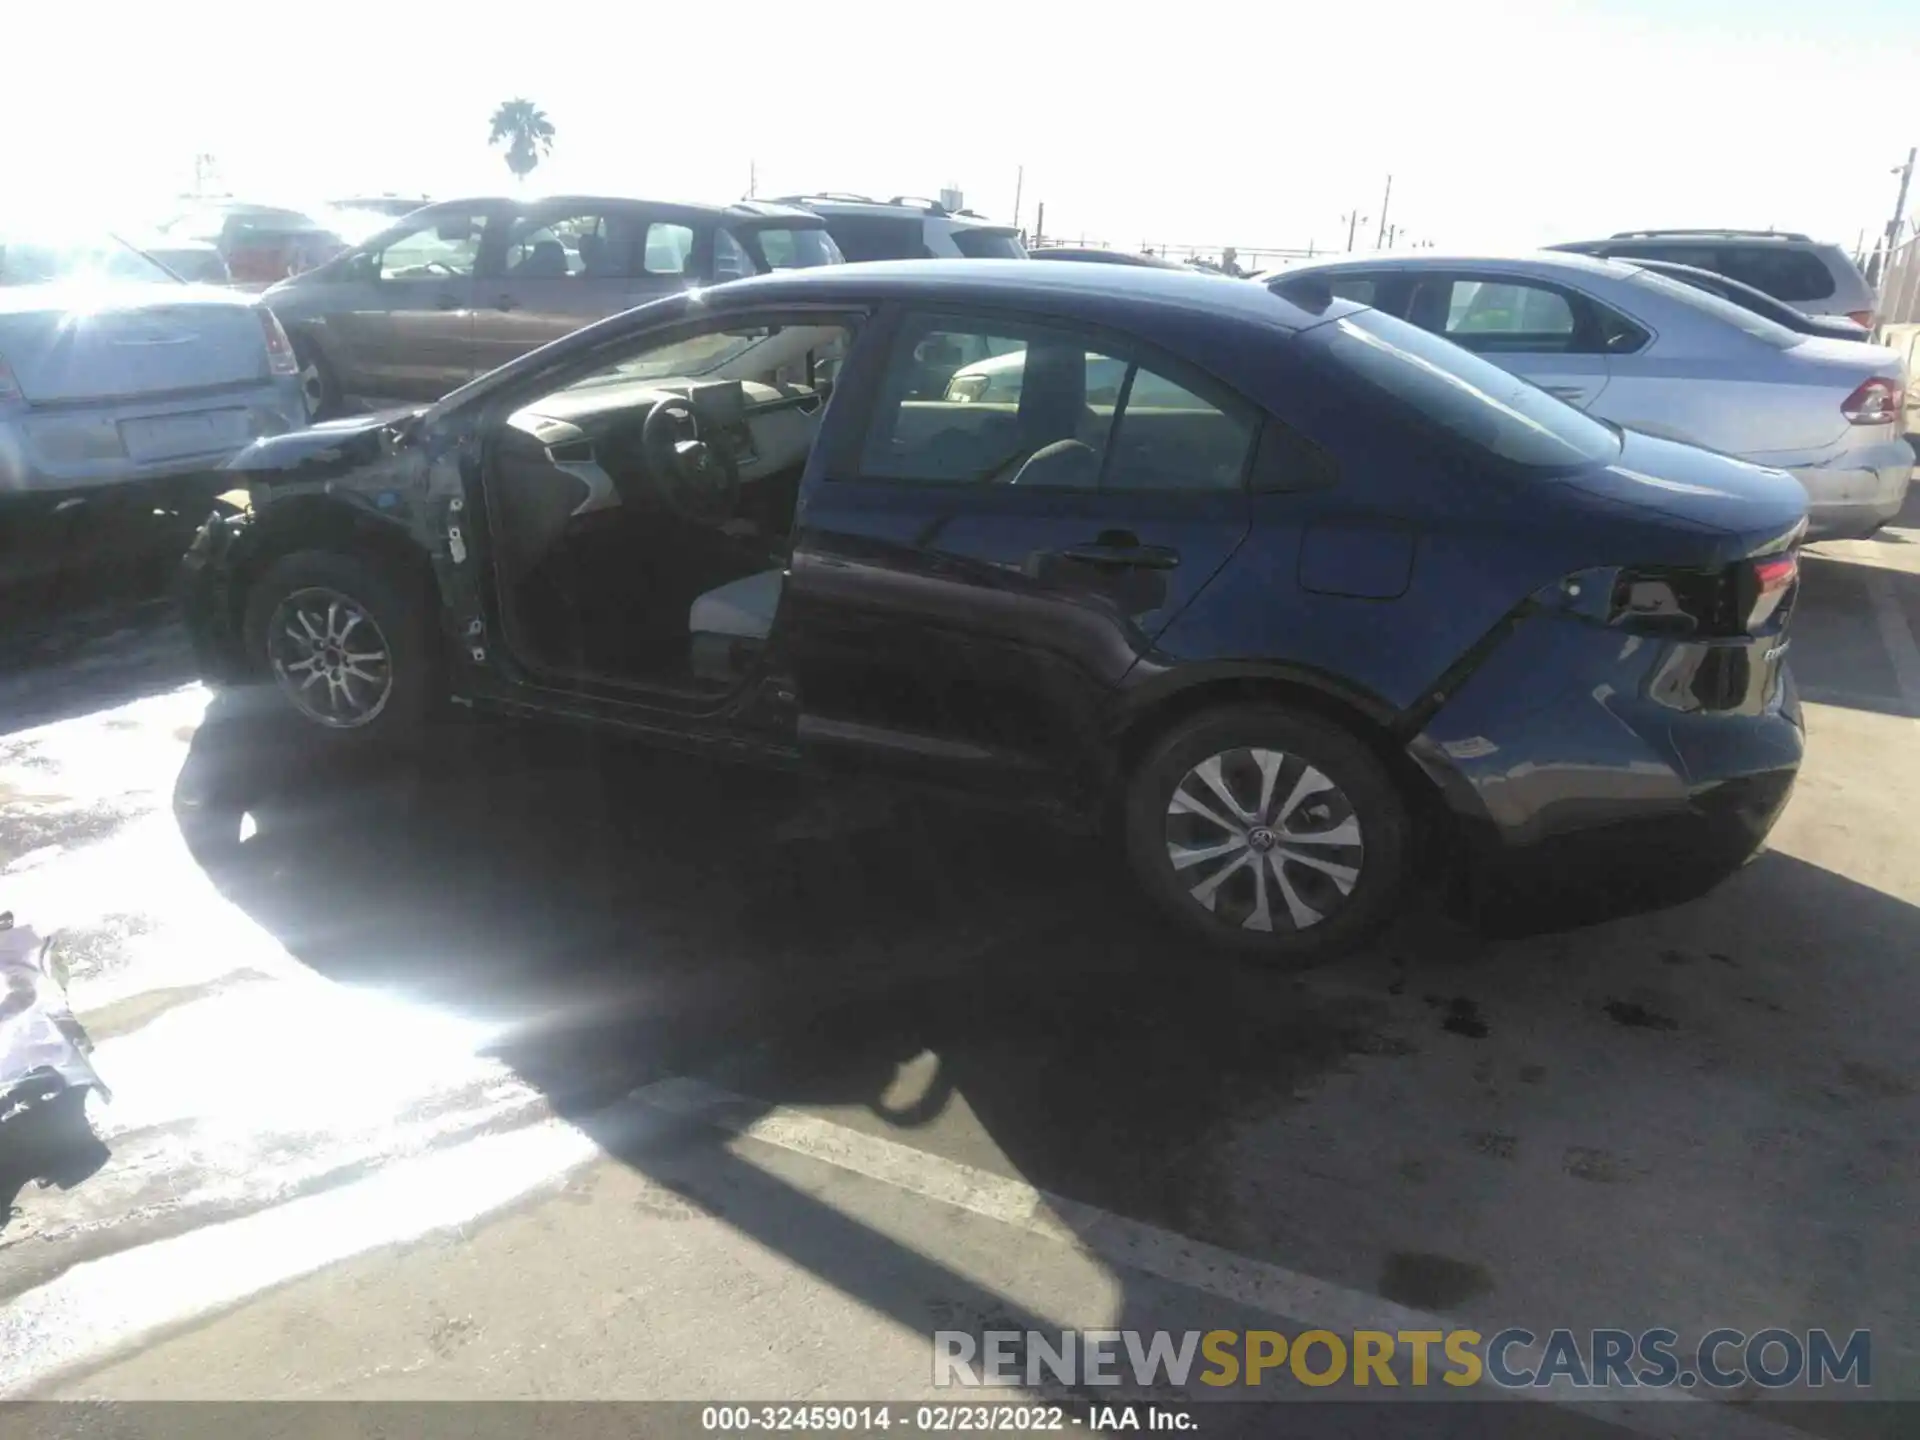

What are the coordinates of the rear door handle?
(492, 294, 519, 311)
(1543, 384, 1588, 400)
(434, 293, 462, 311)
(1058, 536, 1181, 570)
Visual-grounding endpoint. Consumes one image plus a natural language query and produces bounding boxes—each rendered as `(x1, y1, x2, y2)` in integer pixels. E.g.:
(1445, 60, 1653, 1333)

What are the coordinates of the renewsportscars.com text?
(933, 1327, 1871, 1391)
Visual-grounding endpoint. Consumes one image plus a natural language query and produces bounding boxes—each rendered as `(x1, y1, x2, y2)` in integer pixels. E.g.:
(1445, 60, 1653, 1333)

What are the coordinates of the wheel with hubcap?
(243, 550, 431, 750)
(1124, 705, 1412, 962)
(292, 336, 342, 420)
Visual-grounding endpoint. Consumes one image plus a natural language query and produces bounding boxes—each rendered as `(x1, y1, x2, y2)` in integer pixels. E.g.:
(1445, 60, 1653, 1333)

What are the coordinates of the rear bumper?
(0, 382, 306, 493)
(1411, 605, 1804, 936)
(1787, 440, 1913, 538)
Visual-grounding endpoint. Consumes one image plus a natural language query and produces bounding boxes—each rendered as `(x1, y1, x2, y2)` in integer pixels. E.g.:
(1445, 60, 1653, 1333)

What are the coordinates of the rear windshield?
(1308, 309, 1620, 472)
(744, 226, 845, 270)
(951, 227, 1026, 259)
(1623, 268, 1799, 348)
(0, 233, 177, 287)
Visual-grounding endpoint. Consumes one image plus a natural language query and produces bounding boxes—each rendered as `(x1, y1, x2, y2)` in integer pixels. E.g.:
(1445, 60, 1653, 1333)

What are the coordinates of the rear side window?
(857, 315, 1256, 491)
(1624, 268, 1799, 348)
(743, 226, 845, 270)
(1308, 309, 1620, 473)
(643, 222, 696, 276)
(1710, 246, 1836, 303)
(950, 227, 1026, 259)
(822, 215, 926, 261)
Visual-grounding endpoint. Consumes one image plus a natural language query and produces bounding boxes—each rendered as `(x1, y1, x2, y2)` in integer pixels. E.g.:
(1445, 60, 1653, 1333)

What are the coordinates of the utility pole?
(1034, 201, 1045, 250)
(748, 159, 757, 199)
(1012, 165, 1024, 231)
(1343, 211, 1367, 252)
(1885, 146, 1916, 265)
(1375, 174, 1392, 249)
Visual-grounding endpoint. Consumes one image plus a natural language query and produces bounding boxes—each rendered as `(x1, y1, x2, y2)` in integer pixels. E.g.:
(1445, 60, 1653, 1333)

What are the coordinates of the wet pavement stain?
(81, 969, 279, 1041)
(1466, 1131, 1517, 1160)
(1602, 1000, 1678, 1031)
(1839, 1060, 1914, 1099)
(1564, 1146, 1629, 1184)
(1440, 997, 1488, 1039)
(41, 913, 159, 981)
(1376, 1251, 1492, 1310)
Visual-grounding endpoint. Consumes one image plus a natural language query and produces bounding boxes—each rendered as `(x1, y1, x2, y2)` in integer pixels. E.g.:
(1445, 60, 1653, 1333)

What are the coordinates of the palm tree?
(487, 99, 555, 184)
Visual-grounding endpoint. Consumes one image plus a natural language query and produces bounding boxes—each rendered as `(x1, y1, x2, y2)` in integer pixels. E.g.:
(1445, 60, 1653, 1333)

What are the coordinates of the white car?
(1269, 252, 1911, 538)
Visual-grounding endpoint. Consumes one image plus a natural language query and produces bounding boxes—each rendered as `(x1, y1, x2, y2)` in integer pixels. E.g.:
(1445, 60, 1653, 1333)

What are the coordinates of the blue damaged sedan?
(180, 261, 1808, 959)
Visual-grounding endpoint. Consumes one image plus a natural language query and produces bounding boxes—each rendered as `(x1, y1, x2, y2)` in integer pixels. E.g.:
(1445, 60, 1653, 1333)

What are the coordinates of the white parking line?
(639, 1078, 1822, 1440)
(1864, 567, 1920, 709)
(2, 1075, 1829, 1436)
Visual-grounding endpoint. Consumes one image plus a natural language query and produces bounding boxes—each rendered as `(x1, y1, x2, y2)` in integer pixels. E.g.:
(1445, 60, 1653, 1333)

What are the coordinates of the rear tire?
(1123, 704, 1412, 965)
(242, 550, 432, 753)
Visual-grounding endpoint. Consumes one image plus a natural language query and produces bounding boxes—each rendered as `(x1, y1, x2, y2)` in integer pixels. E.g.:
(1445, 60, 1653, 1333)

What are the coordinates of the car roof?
(776, 195, 1014, 229)
(1276, 250, 1645, 281)
(1030, 247, 1188, 269)
(705, 258, 1349, 332)
(422, 195, 823, 224)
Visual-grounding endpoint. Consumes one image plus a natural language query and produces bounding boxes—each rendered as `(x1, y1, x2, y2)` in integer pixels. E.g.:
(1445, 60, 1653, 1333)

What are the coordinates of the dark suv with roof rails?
(1550, 229, 1877, 328)
(182, 261, 1809, 963)
(778, 194, 1025, 262)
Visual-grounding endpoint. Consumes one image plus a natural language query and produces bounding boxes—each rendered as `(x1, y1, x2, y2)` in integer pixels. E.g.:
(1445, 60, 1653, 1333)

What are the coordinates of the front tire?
(242, 550, 431, 751)
(1123, 704, 1412, 964)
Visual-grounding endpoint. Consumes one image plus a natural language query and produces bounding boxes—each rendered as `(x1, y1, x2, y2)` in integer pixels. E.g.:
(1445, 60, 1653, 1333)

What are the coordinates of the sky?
(10, 0, 1917, 260)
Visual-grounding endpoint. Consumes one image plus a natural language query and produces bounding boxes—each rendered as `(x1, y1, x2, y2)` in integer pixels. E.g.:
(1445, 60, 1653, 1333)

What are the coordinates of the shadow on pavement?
(1784, 553, 1920, 719)
(167, 690, 1920, 1428)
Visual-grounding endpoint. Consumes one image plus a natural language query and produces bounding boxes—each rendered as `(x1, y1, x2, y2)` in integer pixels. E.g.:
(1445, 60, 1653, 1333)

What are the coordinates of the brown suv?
(261, 196, 843, 416)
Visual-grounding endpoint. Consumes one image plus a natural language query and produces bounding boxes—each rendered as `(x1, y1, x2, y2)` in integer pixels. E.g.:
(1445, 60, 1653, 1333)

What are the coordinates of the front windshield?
(1309, 308, 1621, 472)
(0, 232, 177, 287)
(566, 328, 788, 388)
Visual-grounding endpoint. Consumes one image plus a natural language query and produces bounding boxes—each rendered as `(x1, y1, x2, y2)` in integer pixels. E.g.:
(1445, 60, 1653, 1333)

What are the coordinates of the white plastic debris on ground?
(0, 915, 108, 1111)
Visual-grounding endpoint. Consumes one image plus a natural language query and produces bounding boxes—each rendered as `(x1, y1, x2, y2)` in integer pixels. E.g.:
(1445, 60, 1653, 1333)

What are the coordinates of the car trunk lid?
(1557, 429, 1808, 563)
(0, 284, 267, 405)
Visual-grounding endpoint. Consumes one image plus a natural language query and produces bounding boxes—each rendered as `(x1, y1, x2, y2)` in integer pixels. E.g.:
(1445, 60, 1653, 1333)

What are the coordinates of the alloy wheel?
(1164, 746, 1365, 932)
(266, 587, 394, 728)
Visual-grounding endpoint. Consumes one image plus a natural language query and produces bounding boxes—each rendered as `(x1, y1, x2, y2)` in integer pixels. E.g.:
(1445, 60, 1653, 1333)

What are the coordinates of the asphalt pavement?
(1, 495, 1917, 1437)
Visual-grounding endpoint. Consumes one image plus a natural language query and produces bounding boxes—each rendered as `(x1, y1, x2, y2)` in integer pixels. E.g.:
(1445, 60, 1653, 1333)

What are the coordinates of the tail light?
(1612, 549, 1799, 637)
(1846, 310, 1876, 329)
(0, 352, 20, 405)
(1741, 553, 1799, 631)
(1841, 376, 1904, 425)
(256, 308, 300, 376)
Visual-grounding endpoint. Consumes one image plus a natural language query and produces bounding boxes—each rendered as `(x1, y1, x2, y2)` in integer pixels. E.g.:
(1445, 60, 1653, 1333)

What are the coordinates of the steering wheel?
(639, 396, 740, 525)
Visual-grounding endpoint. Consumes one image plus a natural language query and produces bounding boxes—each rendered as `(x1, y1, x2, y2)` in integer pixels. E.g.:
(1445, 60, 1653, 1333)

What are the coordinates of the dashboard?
(504, 377, 824, 519)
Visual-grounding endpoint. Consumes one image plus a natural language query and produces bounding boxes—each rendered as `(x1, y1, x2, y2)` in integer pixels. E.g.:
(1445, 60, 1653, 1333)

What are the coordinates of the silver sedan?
(1, 229, 309, 593)
(1269, 252, 1912, 538)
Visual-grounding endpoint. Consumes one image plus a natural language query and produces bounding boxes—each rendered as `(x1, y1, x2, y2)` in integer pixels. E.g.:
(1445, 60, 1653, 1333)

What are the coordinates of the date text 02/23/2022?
(700, 1404, 1194, 1431)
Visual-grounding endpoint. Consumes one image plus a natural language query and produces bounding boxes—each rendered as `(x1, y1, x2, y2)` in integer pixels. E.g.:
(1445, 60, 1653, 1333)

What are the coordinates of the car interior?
(869, 324, 1255, 494)
(482, 322, 854, 697)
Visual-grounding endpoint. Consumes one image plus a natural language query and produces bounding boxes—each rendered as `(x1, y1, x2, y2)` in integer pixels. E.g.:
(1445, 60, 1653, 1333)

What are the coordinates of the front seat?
(689, 568, 782, 641)
(688, 568, 784, 684)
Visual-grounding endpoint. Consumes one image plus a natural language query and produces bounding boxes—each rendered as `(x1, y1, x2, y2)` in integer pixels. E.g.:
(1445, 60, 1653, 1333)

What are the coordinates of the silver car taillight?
(1840, 376, 1904, 426)
(256, 308, 301, 377)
